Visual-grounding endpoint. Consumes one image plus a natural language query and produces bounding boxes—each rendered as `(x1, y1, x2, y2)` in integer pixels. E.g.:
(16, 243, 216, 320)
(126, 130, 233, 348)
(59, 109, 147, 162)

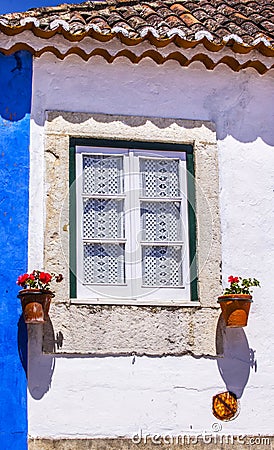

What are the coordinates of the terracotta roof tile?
(156, 5, 174, 19)
(0, 0, 273, 53)
(203, 17, 219, 30)
(88, 16, 111, 31)
(218, 5, 237, 16)
(170, 3, 191, 15)
(139, 4, 158, 18)
(126, 14, 148, 30)
(192, 9, 210, 22)
(117, 6, 136, 20)
(164, 14, 183, 28)
(180, 13, 201, 27)
(146, 13, 166, 28)
(248, 13, 268, 24)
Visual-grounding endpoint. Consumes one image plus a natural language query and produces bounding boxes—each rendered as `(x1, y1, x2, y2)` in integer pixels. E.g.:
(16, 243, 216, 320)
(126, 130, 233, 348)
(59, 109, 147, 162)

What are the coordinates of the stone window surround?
(43, 111, 221, 356)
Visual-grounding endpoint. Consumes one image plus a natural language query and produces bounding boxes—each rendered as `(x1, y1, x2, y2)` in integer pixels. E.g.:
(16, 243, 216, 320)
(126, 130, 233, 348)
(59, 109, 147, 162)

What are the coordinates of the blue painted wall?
(0, 51, 32, 450)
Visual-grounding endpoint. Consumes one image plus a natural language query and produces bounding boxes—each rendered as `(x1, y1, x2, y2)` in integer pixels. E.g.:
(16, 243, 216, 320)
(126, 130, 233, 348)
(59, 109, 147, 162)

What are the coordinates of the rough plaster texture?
(43, 304, 220, 356)
(28, 54, 274, 439)
(43, 112, 221, 355)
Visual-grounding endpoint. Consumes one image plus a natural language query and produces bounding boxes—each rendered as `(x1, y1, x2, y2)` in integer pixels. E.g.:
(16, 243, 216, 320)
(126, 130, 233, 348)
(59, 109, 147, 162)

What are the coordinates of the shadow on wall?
(216, 315, 257, 399)
(26, 321, 56, 400)
(43, 68, 274, 146)
(0, 51, 32, 122)
(17, 315, 28, 377)
(21, 314, 257, 401)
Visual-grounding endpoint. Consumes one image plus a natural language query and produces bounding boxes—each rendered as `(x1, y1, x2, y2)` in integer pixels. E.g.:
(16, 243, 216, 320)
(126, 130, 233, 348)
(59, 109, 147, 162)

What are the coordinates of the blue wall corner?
(0, 50, 32, 450)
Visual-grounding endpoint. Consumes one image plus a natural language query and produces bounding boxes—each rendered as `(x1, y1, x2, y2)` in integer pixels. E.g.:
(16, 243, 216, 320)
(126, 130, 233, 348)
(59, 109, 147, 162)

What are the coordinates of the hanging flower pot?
(218, 276, 260, 328)
(18, 289, 54, 324)
(16, 270, 63, 324)
(217, 294, 253, 327)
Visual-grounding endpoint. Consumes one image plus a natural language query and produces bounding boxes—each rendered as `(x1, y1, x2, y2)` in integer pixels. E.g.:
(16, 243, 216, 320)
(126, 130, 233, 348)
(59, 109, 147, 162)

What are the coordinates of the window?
(43, 112, 221, 354)
(70, 140, 197, 304)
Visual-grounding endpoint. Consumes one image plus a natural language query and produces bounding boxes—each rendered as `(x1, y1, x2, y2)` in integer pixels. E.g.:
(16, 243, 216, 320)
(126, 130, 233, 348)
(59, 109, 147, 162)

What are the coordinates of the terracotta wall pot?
(18, 289, 54, 324)
(217, 294, 253, 328)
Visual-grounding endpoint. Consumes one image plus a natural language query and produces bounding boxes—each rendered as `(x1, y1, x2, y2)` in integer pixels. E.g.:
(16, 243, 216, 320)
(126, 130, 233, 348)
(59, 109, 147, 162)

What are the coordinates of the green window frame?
(69, 138, 198, 303)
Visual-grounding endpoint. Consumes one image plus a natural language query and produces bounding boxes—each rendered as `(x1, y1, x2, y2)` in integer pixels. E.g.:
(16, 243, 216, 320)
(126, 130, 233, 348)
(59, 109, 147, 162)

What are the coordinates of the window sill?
(69, 298, 201, 307)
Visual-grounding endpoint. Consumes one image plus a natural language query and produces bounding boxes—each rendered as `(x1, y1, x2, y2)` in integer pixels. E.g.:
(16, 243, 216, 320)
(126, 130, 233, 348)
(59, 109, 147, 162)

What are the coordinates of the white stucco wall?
(28, 49, 274, 439)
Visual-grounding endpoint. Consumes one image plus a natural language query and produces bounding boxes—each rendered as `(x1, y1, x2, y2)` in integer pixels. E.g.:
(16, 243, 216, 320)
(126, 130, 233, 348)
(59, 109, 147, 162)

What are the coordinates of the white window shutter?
(75, 146, 191, 304)
(139, 156, 184, 287)
(82, 154, 125, 285)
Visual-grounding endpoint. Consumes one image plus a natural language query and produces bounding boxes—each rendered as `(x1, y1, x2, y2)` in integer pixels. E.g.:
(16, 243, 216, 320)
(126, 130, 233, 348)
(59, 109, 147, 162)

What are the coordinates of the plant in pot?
(17, 270, 63, 324)
(218, 275, 260, 328)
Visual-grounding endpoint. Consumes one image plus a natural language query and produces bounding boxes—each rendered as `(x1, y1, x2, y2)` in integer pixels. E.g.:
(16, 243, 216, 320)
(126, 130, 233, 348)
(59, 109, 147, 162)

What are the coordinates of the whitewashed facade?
(0, 4, 273, 446)
(28, 49, 274, 441)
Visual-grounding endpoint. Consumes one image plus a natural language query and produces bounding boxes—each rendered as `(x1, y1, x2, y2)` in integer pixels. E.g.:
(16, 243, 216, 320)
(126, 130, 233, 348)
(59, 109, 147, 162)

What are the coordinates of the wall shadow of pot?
(27, 318, 55, 400)
(216, 315, 257, 398)
(17, 314, 28, 377)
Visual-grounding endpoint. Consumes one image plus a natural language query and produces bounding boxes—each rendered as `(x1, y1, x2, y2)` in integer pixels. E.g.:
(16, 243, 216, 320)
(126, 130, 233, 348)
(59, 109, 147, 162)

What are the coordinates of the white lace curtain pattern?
(82, 152, 184, 287)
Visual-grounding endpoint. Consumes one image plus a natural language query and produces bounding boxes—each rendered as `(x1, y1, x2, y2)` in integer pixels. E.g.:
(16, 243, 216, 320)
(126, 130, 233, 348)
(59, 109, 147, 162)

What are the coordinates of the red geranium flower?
(17, 273, 29, 286)
(17, 269, 63, 291)
(228, 275, 239, 284)
(39, 272, 52, 284)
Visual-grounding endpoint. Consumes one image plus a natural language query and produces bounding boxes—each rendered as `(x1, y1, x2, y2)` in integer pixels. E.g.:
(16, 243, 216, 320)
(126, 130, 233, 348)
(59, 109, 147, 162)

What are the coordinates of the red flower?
(28, 274, 35, 281)
(17, 273, 29, 286)
(228, 275, 239, 284)
(39, 272, 52, 284)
